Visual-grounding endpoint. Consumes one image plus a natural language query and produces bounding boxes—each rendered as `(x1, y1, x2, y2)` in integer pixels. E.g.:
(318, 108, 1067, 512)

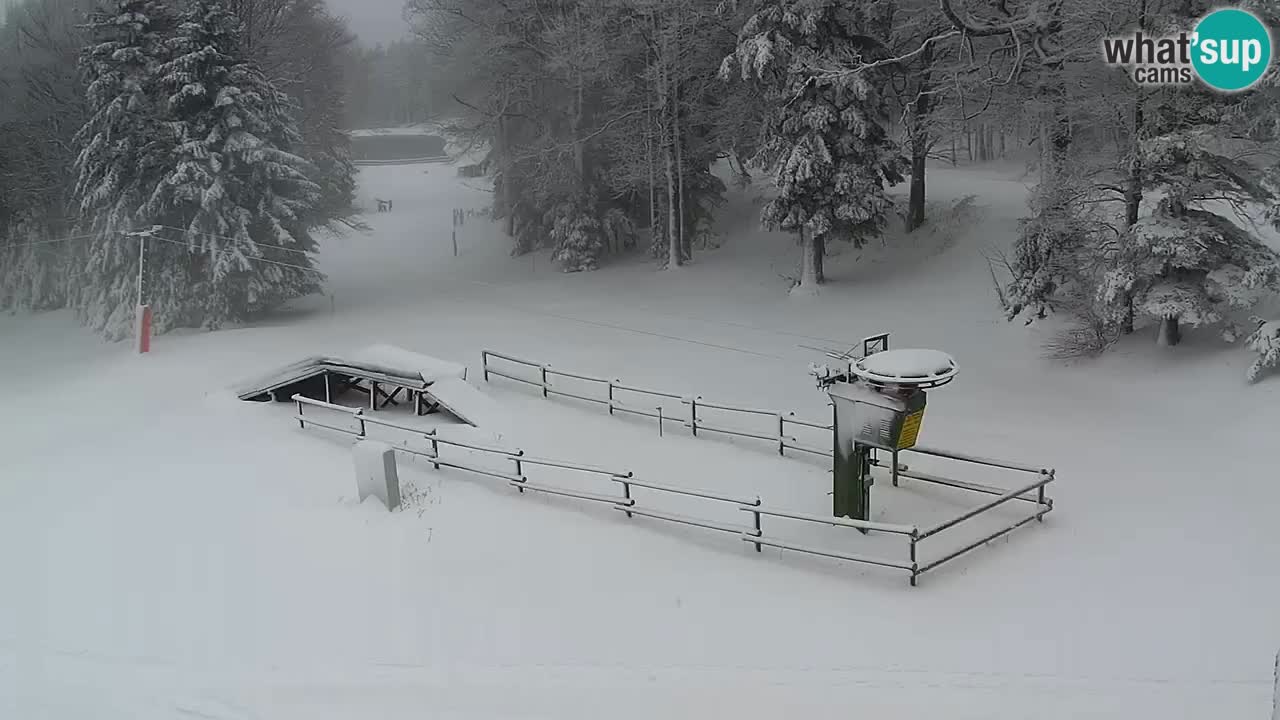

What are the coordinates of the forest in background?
(2, 0, 1280, 380)
(401, 0, 1280, 376)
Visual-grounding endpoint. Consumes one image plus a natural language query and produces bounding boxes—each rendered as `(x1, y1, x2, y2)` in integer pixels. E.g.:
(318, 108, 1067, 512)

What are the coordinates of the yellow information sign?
(897, 409, 925, 449)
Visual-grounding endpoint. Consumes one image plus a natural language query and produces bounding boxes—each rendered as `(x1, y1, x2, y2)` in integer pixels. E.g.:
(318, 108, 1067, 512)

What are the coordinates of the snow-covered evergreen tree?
(1246, 317, 1280, 383)
(1098, 127, 1280, 346)
(548, 199, 605, 273)
(143, 0, 323, 331)
(70, 0, 176, 335)
(723, 0, 904, 292)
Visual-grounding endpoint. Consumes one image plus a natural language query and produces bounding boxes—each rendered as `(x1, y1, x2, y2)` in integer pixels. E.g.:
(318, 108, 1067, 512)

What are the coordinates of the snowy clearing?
(2, 162, 1278, 719)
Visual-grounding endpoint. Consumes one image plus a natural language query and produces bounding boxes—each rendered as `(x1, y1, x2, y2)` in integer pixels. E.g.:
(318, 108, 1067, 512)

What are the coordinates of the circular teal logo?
(1192, 8, 1273, 92)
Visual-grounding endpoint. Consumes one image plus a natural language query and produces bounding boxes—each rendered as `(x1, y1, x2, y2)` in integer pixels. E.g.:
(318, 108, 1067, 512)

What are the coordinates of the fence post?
(690, 396, 699, 437)
(777, 414, 785, 456)
(452, 210, 459, 257)
(513, 455, 524, 492)
(909, 531, 919, 587)
(620, 479, 632, 517)
(750, 506, 762, 552)
(296, 397, 305, 429)
(541, 365, 549, 398)
(425, 430, 438, 469)
(657, 406, 664, 437)
(1037, 471, 1051, 520)
(481, 351, 489, 382)
(607, 380, 614, 416)
(357, 410, 367, 438)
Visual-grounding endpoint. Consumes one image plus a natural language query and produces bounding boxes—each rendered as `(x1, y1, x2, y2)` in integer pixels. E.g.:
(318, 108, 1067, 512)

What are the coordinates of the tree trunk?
(907, 148, 927, 232)
(1156, 316, 1181, 346)
(797, 227, 823, 289)
(673, 75, 686, 260)
(813, 233, 825, 284)
(1121, 96, 1144, 334)
(498, 114, 516, 239)
(950, 135, 957, 166)
(665, 138, 679, 268)
(672, 3, 688, 261)
(647, 106, 656, 234)
(1125, 2, 1147, 230)
(906, 44, 932, 233)
(1119, 0, 1150, 335)
(572, 80, 586, 185)
(658, 21, 680, 269)
(570, 5, 587, 189)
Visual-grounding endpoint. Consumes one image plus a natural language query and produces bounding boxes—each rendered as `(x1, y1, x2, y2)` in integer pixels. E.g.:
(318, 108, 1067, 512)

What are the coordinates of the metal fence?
(291, 393, 1055, 586)
(480, 349, 833, 457)
(353, 156, 451, 167)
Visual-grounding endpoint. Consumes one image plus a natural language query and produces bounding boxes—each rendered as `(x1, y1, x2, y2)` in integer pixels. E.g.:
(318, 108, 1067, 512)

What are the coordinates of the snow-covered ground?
(2, 161, 1278, 719)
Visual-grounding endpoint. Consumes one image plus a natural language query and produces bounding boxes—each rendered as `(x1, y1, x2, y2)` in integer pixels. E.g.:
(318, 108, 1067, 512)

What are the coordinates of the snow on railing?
(353, 155, 451, 167)
(477, 350, 1058, 585)
(480, 349, 834, 458)
(291, 390, 1056, 587)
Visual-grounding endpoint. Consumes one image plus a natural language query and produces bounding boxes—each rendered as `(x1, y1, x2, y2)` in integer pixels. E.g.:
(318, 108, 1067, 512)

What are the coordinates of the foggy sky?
(327, 0, 410, 46)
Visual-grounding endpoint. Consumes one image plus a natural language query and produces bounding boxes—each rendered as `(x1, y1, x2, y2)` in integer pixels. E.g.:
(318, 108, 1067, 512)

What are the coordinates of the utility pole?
(124, 226, 161, 354)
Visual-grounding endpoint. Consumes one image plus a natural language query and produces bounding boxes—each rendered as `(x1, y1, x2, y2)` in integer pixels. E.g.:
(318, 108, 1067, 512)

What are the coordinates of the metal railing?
(481, 349, 833, 457)
(293, 394, 629, 504)
(292, 393, 1055, 586)
(353, 155, 451, 167)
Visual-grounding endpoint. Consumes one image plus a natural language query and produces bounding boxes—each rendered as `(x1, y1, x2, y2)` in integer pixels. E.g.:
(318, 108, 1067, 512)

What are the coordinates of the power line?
(154, 225, 318, 258)
(1, 232, 97, 248)
(145, 233, 325, 275)
(4, 224, 320, 263)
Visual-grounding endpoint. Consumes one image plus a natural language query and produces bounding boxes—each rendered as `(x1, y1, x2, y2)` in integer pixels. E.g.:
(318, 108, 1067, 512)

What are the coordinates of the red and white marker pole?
(128, 227, 156, 354)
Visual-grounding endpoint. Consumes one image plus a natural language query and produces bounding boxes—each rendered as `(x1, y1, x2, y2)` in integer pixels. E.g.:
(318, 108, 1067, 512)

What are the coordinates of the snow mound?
(425, 377, 507, 433)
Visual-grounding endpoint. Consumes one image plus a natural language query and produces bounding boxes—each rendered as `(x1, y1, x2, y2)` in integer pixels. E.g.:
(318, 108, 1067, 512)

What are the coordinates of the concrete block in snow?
(353, 440, 401, 510)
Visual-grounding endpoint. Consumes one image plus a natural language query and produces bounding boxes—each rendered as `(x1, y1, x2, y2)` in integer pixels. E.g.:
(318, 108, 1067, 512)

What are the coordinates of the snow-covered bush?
(601, 208, 637, 256)
(1005, 184, 1102, 322)
(548, 201, 604, 272)
(1246, 318, 1280, 383)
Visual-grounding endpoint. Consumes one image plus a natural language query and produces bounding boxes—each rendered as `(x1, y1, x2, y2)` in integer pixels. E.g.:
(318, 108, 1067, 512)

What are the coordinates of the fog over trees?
(2, 0, 1278, 369)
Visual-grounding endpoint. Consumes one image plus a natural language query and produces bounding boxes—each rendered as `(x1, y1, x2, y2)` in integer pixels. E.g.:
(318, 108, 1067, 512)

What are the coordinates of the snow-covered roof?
(234, 344, 467, 400)
(350, 344, 467, 384)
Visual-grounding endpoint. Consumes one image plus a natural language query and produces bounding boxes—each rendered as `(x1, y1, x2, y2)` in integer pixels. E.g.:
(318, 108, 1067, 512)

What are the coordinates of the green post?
(832, 405, 871, 531)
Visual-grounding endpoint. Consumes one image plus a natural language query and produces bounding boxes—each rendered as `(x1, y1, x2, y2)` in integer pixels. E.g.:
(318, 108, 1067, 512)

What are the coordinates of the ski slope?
(1, 161, 1278, 719)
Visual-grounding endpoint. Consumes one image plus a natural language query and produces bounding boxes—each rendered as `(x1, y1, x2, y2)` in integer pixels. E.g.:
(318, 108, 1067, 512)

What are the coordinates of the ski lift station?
(241, 334, 1056, 587)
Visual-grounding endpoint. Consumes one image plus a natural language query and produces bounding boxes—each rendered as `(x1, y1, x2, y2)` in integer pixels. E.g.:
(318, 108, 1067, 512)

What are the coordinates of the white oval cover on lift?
(855, 348, 957, 382)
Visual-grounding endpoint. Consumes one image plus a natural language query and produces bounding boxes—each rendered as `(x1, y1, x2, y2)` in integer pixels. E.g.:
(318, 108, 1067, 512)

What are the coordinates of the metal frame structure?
(291, 390, 1056, 587)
